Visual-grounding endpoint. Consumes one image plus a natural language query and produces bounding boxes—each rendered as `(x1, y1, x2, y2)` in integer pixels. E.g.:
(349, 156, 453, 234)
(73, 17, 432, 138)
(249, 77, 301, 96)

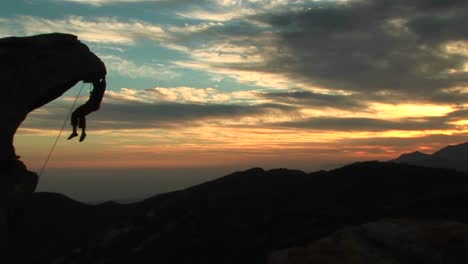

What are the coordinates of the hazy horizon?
(35, 160, 353, 202)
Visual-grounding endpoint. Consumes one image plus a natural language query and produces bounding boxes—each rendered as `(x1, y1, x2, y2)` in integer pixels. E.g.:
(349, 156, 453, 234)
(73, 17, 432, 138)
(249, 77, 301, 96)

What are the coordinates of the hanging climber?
(68, 76, 106, 142)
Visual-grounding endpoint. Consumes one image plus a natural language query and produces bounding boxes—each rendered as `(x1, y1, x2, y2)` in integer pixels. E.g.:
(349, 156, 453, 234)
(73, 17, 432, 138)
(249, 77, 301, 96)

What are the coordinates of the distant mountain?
(433, 142, 468, 158)
(10, 161, 468, 263)
(393, 142, 468, 172)
(393, 151, 431, 163)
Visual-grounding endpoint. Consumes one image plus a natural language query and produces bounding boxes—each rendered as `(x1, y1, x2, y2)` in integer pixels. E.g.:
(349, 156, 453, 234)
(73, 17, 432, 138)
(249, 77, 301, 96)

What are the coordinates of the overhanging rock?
(0, 33, 106, 234)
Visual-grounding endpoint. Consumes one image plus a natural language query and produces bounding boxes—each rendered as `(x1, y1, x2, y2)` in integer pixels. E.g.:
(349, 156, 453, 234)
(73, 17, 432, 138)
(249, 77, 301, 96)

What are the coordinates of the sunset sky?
(1, 0, 468, 200)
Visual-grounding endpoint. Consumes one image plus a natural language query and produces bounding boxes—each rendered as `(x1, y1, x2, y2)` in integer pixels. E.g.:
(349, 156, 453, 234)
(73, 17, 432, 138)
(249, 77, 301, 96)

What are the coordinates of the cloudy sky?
(2, 0, 468, 199)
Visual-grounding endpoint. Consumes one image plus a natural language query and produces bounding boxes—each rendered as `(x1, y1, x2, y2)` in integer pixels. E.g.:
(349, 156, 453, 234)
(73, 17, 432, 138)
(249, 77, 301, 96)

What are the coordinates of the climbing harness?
(38, 82, 88, 178)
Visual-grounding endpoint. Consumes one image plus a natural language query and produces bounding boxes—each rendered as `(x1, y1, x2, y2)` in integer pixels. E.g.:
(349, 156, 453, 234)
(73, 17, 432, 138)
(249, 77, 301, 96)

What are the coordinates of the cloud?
(22, 83, 468, 134)
(166, 0, 468, 100)
(272, 116, 451, 132)
(95, 101, 295, 129)
(157, 0, 468, 99)
(8, 15, 168, 45)
(62, 0, 167, 6)
(23, 91, 468, 133)
(337, 132, 468, 155)
(445, 41, 468, 56)
(3, 1, 466, 101)
(174, 60, 305, 89)
(177, 8, 257, 22)
(167, 22, 225, 34)
(260, 90, 365, 110)
(176, 0, 350, 22)
(21, 86, 296, 131)
(105, 87, 263, 104)
(247, 0, 468, 96)
(99, 54, 179, 79)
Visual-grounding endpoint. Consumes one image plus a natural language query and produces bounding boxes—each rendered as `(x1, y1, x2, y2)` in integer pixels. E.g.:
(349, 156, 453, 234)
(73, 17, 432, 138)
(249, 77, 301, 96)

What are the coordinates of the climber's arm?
(71, 76, 106, 119)
(88, 77, 106, 111)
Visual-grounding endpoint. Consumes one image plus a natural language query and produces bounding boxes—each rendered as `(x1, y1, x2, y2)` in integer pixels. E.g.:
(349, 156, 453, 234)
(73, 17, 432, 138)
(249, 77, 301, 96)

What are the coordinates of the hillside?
(10, 161, 468, 263)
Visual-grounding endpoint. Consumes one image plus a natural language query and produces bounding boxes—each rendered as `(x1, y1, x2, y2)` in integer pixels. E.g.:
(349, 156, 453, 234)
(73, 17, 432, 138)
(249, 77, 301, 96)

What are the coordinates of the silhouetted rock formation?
(11, 161, 468, 263)
(0, 33, 106, 165)
(0, 33, 106, 246)
(393, 142, 468, 172)
(269, 219, 468, 264)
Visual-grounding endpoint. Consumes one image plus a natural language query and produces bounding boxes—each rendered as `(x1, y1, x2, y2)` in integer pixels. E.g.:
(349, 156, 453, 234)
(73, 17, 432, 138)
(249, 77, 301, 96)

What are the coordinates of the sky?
(1, 0, 468, 201)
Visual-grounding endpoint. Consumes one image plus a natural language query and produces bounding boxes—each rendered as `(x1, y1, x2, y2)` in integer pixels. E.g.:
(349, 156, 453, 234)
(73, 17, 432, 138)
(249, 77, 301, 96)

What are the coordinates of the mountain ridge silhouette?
(10, 143, 468, 263)
(393, 141, 468, 172)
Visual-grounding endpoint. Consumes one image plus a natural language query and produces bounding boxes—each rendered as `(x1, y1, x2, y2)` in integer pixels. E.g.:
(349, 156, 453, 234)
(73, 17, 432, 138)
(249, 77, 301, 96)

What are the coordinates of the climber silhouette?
(68, 77, 106, 142)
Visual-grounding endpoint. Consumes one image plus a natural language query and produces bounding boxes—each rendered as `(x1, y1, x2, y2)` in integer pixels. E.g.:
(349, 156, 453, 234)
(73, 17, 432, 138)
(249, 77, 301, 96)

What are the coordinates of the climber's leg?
(68, 111, 79, 140)
(79, 117, 87, 142)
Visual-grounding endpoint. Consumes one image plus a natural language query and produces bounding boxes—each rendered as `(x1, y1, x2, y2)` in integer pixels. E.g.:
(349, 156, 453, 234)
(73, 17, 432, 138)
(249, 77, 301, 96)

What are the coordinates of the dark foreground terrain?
(9, 159, 468, 263)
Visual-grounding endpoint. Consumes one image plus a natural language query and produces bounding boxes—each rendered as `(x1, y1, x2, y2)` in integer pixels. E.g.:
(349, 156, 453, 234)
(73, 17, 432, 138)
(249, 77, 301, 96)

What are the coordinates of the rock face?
(269, 219, 468, 264)
(0, 33, 106, 241)
(0, 33, 106, 165)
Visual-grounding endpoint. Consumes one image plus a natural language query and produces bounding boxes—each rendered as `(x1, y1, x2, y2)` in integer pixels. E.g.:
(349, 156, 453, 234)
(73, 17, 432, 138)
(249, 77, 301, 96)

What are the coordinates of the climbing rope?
(38, 82, 88, 178)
